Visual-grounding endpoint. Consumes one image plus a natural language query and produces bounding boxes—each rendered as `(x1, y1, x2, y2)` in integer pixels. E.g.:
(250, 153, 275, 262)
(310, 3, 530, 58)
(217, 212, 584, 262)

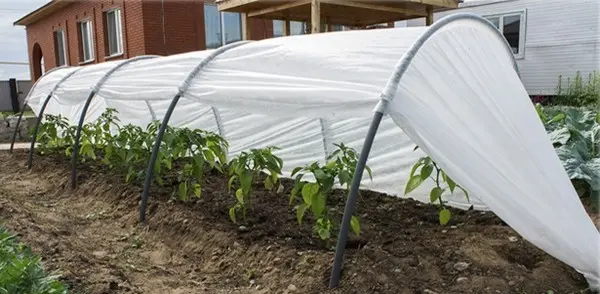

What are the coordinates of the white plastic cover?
(25, 14, 599, 288)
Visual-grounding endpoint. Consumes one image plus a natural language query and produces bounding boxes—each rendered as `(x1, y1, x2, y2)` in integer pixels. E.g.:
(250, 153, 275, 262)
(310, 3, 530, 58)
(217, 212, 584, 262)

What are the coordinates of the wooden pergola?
(217, 0, 461, 38)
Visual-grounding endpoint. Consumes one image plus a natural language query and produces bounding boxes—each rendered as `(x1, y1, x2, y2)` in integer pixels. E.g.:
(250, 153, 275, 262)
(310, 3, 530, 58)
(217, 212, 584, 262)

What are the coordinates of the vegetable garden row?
(30, 104, 599, 248)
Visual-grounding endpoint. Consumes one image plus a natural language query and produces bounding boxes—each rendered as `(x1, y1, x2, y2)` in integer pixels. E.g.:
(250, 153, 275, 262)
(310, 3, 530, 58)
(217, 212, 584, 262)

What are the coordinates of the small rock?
(297, 251, 304, 256)
(376, 274, 388, 284)
(508, 236, 518, 242)
(183, 219, 189, 224)
(287, 284, 297, 291)
(508, 280, 516, 286)
(456, 277, 468, 283)
(450, 225, 457, 229)
(273, 257, 282, 263)
(453, 262, 470, 271)
(238, 226, 249, 232)
(233, 241, 240, 247)
(423, 290, 439, 294)
(266, 245, 272, 251)
(249, 279, 256, 285)
(441, 230, 448, 233)
(393, 268, 402, 273)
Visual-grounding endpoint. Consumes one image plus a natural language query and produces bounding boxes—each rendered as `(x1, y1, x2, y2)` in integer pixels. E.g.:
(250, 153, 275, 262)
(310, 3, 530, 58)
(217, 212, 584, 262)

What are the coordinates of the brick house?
(14, 0, 275, 82)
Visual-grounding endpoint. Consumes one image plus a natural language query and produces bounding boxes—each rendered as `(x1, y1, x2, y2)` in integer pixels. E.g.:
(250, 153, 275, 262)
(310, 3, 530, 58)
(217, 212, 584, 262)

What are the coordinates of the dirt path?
(0, 150, 594, 293)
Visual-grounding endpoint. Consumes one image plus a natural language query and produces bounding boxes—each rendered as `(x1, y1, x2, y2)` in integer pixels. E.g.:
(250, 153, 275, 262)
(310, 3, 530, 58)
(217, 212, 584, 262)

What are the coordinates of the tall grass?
(553, 71, 600, 107)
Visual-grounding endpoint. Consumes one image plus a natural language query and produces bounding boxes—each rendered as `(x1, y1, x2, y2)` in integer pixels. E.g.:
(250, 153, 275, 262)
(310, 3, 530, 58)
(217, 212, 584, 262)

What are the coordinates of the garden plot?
(0, 149, 596, 293)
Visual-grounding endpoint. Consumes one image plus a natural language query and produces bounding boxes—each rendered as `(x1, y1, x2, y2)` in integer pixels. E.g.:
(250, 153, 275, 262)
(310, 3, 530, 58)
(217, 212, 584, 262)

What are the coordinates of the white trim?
(483, 9, 527, 59)
(55, 29, 68, 66)
(106, 8, 124, 56)
(79, 20, 95, 62)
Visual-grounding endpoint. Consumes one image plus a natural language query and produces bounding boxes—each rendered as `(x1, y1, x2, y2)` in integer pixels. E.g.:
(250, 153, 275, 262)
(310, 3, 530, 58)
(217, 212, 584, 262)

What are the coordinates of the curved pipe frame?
(10, 66, 73, 153)
(139, 40, 251, 223)
(328, 13, 520, 288)
(26, 67, 83, 168)
(70, 55, 159, 189)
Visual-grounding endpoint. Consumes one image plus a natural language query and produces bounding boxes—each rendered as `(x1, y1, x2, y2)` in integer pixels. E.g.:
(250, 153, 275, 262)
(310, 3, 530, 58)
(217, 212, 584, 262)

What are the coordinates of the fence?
(0, 79, 32, 113)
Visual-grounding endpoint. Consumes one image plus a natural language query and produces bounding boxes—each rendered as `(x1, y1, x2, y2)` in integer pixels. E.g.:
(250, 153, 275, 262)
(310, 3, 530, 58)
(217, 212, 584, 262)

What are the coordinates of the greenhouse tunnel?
(16, 13, 600, 290)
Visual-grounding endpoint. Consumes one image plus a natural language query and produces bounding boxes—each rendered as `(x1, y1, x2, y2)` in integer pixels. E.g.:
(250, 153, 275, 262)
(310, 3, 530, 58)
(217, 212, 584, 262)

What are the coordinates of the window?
(54, 30, 67, 66)
(79, 20, 94, 62)
(204, 4, 242, 49)
(484, 11, 526, 58)
(272, 20, 307, 37)
(105, 9, 123, 56)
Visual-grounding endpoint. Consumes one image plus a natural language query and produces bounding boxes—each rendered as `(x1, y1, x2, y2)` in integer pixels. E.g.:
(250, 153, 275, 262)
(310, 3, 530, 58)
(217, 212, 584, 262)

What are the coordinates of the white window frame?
(105, 8, 123, 57)
(483, 10, 527, 59)
(79, 20, 95, 62)
(54, 29, 68, 67)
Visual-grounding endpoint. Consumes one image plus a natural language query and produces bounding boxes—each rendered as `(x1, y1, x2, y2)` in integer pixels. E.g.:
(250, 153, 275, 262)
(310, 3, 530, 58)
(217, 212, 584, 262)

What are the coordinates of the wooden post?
(311, 0, 321, 34)
(242, 13, 252, 40)
(284, 20, 291, 36)
(425, 5, 433, 26)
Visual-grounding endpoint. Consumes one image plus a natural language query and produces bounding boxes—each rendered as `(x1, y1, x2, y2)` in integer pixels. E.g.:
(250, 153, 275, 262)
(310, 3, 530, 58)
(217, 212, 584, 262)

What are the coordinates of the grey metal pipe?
(25, 67, 82, 166)
(138, 41, 251, 223)
(70, 55, 158, 189)
(328, 13, 521, 288)
(9, 106, 26, 153)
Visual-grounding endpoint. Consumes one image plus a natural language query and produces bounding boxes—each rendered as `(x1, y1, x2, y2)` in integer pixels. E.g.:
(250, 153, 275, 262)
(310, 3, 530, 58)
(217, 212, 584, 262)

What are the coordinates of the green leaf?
(420, 164, 433, 180)
(439, 209, 451, 225)
(229, 207, 237, 223)
(404, 175, 424, 195)
(429, 187, 443, 203)
(314, 168, 327, 182)
(240, 170, 253, 195)
(296, 203, 309, 224)
(338, 169, 351, 186)
(409, 158, 425, 178)
(365, 165, 373, 181)
(548, 127, 571, 145)
(264, 176, 273, 190)
(291, 166, 303, 177)
(444, 172, 457, 193)
(235, 188, 244, 204)
(311, 191, 325, 218)
(548, 113, 566, 124)
(350, 215, 360, 236)
(301, 183, 319, 205)
(227, 175, 237, 192)
(193, 183, 202, 198)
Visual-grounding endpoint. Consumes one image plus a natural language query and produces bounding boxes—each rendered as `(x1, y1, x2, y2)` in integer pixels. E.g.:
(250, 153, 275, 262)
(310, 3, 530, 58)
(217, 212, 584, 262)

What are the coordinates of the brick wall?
(23, 0, 273, 81)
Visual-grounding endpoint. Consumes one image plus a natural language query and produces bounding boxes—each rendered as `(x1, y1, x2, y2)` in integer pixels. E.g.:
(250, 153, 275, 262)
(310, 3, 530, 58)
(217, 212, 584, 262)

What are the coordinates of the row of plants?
(0, 225, 69, 294)
(553, 71, 599, 108)
(33, 104, 599, 245)
(34, 109, 365, 246)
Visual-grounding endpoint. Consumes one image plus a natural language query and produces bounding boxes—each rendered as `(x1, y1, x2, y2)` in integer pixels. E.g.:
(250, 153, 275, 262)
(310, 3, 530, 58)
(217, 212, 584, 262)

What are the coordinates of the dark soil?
(0, 150, 596, 294)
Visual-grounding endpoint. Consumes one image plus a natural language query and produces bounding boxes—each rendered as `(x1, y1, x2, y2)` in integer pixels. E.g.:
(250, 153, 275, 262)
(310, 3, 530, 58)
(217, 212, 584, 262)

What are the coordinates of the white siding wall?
(407, 0, 600, 95)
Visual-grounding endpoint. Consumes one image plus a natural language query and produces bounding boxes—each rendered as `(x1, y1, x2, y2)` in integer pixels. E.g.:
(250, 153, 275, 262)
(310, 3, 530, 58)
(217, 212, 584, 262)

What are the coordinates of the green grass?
(0, 110, 35, 120)
(0, 225, 69, 294)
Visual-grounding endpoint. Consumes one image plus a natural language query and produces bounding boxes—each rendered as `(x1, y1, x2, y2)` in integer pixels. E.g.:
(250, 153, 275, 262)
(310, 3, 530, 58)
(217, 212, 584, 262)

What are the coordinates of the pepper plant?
(404, 146, 469, 225)
(290, 143, 370, 245)
(227, 146, 283, 223)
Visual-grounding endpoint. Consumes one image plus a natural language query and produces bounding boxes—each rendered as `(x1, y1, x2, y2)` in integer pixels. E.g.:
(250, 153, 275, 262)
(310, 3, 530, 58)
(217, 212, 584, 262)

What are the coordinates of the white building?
(404, 0, 600, 96)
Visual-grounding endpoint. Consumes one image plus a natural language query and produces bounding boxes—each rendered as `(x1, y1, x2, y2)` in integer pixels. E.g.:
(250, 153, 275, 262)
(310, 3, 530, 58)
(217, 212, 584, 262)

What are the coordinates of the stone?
(456, 277, 468, 283)
(423, 290, 439, 294)
(287, 284, 297, 291)
(508, 236, 518, 242)
(238, 225, 249, 232)
(453, 262, 470, 271)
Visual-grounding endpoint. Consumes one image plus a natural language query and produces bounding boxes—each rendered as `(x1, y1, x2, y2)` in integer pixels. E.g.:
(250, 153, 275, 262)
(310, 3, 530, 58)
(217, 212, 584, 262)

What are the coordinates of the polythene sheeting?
(388, 18, 600, 287)
(25, 14, 599, 287)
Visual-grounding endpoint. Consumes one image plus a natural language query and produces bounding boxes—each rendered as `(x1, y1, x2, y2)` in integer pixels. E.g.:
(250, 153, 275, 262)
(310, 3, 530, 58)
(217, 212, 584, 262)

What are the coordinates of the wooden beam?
(425, 5, 433, 26)
(404, 0, 459, 8)
(217, 0, 258, 12)
(241, 13, 251, 40)
(311, 0, 321, 34)
(284, 20, 291, 36)
(321, 0, 428, 17)
(247, 1, 310, 18)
